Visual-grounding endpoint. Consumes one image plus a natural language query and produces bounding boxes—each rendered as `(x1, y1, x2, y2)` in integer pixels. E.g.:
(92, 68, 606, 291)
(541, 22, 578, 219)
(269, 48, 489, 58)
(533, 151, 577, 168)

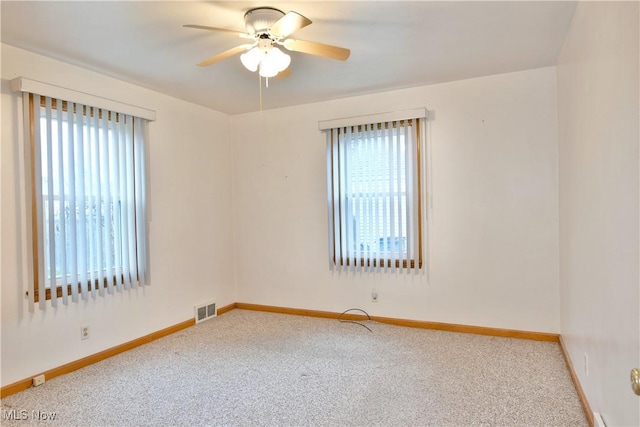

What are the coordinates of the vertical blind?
(26, 93, 150, 310)
(325, 117, 423, 272)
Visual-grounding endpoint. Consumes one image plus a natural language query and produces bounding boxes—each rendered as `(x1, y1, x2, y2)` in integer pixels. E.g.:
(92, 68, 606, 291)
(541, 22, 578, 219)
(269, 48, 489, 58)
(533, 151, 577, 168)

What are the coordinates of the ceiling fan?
(184, 7, 351, 78)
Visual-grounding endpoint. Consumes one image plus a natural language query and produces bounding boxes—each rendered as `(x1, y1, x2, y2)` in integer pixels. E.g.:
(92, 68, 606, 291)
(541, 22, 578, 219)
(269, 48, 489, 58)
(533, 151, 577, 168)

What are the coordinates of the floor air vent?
(194, 301, 217, 323)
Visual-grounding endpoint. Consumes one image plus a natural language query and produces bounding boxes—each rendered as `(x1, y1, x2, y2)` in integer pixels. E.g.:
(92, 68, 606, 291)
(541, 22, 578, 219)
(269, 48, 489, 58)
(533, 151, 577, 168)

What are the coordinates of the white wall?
(1, 44, 235, 387)
(557, 2, 640, 426)
(232, 67, 560, 333)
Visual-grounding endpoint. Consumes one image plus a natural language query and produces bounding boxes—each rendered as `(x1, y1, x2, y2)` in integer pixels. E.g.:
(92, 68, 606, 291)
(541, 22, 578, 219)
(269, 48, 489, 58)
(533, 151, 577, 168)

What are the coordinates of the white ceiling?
(1, 1, 577, 115)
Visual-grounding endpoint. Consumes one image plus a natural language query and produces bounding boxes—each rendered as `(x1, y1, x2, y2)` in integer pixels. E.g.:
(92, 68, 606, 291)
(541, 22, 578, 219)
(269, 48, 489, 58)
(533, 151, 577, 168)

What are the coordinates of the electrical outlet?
(32, 374, 45, 387)
(584, 353, 589, 376)
(81, 325, 90, 340)
(371, 290, 378, 302)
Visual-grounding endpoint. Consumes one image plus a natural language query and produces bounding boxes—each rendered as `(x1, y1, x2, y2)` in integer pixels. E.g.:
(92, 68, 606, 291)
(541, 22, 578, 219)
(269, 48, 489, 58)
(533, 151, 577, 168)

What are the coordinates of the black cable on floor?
(338, 308, 373, 332)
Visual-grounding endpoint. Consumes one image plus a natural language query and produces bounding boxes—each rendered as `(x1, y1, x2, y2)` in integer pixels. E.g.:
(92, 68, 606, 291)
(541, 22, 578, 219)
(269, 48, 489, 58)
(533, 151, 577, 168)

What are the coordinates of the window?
(326, 117, 423, 271)
(26, 93, 149, 307)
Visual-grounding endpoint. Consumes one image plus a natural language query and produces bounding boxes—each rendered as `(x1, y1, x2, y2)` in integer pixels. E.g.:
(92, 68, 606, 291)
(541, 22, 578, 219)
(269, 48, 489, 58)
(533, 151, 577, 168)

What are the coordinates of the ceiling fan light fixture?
(240, 47, 262, 72)
(241, 45, 291, 78)
(258, 47, 291, 78)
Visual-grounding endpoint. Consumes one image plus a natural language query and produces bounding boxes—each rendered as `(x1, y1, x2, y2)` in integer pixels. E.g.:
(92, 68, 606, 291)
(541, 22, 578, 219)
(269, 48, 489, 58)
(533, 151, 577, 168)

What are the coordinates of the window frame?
(27, 94, 144, 303)
(327, 119, 424, 270)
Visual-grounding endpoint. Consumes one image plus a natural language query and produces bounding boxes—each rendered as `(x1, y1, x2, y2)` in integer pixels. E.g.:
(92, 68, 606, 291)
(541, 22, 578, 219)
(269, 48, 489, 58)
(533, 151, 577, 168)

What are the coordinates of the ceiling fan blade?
(197, 44, 253, 67)
(184, 24, 252, 39)
(275, 68, 292, 79)
(283, 39, 351, 61)
(269, 11, 312, 38)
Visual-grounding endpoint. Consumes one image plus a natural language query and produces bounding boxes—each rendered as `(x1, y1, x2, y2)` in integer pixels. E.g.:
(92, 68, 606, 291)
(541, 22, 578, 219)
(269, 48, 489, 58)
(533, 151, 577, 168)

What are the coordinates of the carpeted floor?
(1, 309, 587, 426)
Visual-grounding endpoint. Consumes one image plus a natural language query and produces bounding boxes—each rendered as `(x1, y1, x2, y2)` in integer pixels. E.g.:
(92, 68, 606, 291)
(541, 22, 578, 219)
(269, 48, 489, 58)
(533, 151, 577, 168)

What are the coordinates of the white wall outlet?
(584, 352, 589, 376)
(81, 325, 90, 340)
(371, 290, 378, 302)
(32, 374, 45, 387)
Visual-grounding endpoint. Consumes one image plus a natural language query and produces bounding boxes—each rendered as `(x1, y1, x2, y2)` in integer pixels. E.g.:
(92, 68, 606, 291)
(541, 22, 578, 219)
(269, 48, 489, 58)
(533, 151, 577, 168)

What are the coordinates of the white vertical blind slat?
(353, 127, 361, 268)
(404, 120, 414, 269)
(373, 123, 382, 271)
(93, 108, 105, 297)
(326, 130, 334, 268)
(44, 97, 58, 307)
(391, 122, 398, 272)
(112, 115, 123, 292)
(75, 103, 89, 300)
(32, 95, 47, 310)
(134, 118, 148, 286)
(67, 102, 79, 303)
(131, 117, 140, 288)
(87, 107, 97, 297)
(382, 123, 390, 272)
(55, 98, 69, 304)
(85, 106, 94, 298)
(331, 128, 341, 269)
(391, 121, 399, 272)
(344, 126, 354, 270)
(413, 120, 421, 272)
(364, 124, 373, 271)
(120, 117, 132, 289)
(125, 117, 137, 289)
(400, 120, 408, 272)
(101, 109, 114, 295)
(338, 127, 347, 269)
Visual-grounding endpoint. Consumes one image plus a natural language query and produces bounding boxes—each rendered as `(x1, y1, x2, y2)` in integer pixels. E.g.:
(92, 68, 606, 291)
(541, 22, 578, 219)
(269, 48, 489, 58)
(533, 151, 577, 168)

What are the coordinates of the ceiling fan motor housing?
(244, 7, 285, 35)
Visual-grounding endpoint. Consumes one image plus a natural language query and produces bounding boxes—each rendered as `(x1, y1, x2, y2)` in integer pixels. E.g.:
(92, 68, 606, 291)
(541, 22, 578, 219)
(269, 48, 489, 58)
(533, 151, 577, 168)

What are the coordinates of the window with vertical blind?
(17, 83, 153, 310)
(322, 111, 425, 272)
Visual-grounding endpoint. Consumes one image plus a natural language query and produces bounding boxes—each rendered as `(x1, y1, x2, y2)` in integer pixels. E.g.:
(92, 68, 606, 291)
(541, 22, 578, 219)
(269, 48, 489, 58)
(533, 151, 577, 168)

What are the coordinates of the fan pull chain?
(259, 73, 263, 115)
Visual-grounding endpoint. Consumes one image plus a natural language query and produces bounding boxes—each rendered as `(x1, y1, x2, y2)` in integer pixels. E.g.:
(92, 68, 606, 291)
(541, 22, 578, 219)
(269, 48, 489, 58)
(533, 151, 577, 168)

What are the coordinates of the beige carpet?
(1, 309, 587, 426)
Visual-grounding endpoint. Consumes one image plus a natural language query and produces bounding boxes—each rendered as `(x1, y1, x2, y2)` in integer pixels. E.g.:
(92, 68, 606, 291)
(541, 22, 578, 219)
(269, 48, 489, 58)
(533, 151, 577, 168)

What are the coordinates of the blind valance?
(318, 108, 426, 131)
(11, 77, 156, 121)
